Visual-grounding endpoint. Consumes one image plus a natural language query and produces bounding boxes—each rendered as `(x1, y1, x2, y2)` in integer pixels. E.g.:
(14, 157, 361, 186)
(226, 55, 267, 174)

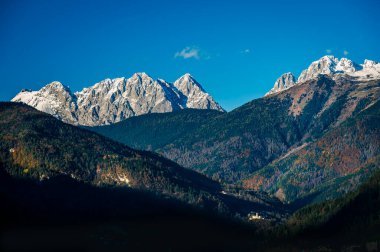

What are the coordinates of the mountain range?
(11, 73, 224, 126)
(3, 55, 380, 250)
(266, 56, 380, 95)
(89, 56, 380, 205)
(12, 56, 380, 127)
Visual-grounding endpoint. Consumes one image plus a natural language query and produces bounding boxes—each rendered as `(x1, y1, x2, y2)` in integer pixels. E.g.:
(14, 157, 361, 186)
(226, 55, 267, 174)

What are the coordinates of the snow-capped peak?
(335, 58, 360, 73)
(132, 72, 151, 79)
(298, 55, 340, 83)
(43, 81, 71, 92)
(11, 73, 224, 126)
(175, 73, 206, 92)
(172, 74, 223, 111)
(181, 73, 193, 79)
(363, 59, 379, 68)
(265, 56, 380, 96)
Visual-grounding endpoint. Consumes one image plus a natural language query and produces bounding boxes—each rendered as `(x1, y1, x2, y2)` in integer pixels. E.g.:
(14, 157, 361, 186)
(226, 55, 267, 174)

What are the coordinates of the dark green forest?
(89, 109, 224, 150)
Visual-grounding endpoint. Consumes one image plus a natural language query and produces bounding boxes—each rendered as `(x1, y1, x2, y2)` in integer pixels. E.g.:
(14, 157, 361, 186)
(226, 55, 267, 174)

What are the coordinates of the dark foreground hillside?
(1, 162, 380, 251)
(266, 168, 380, 251)
(0, 167, 260, 251)
(0, 102, 274, 251)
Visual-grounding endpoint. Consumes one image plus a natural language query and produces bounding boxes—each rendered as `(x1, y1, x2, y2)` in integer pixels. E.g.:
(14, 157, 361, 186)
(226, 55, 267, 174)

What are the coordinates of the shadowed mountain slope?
(0, 102, 283, 218)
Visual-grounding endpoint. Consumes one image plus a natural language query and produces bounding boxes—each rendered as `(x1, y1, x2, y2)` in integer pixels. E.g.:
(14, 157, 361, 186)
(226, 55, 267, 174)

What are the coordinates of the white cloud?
(174, 47, 200, 59)
(326, 49, 332, 54)
(343, 50, 349, 56)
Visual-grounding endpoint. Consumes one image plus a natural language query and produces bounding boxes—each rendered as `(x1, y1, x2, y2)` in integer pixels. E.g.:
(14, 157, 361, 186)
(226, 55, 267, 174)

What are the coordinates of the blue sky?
(1, 0, 379, 111)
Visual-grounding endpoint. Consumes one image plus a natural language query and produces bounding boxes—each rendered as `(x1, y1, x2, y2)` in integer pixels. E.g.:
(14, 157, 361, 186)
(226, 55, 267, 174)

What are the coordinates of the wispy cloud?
(174, 46, 200, 59)
(326, 49, 332, 54)
(343, 50, 349, 56)
(241, 49, 250, 54)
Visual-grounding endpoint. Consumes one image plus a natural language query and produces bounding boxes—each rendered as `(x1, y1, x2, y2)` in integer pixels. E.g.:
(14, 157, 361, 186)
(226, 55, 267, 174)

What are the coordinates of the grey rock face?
(12, 73, 224, 126)
(173, 73, 221, 110)
(265, 73, 296, 96)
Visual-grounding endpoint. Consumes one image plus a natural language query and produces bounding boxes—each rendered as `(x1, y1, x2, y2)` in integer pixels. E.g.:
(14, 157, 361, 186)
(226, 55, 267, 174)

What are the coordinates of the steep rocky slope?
(243, 100, 380, 203)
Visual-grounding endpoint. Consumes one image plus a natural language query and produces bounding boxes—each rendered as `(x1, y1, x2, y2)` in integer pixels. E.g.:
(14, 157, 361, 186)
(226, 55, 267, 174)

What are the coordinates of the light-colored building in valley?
(248, 212, 263, 221)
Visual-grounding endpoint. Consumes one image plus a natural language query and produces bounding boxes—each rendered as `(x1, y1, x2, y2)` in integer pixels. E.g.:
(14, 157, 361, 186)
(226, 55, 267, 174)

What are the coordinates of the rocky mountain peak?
(131, 72, 153, 81)
(42, 81, 71, 93)
(363, 59, 379, 68)
(265, 72, 296, 96)
(335, 58, 361, 73)
(171, 74, 224, 111)
(182, 73, 192, 78)
(174, 73, 206, 94)
(179, 73, 196, 83)
(297, 55, 339, 83)
(265, 56, 380, 96)
(12, 73, 224, 126)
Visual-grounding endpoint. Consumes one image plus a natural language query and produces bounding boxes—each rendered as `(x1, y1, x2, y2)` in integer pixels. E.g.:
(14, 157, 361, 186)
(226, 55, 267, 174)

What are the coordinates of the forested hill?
(89, 109, 224, 150)
(0, 102, 283, 218)
(244, 100, 380, 204)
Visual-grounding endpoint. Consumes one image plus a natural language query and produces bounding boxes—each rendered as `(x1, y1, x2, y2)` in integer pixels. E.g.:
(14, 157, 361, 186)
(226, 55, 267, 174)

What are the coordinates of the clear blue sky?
(1, 0, 379, 110)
